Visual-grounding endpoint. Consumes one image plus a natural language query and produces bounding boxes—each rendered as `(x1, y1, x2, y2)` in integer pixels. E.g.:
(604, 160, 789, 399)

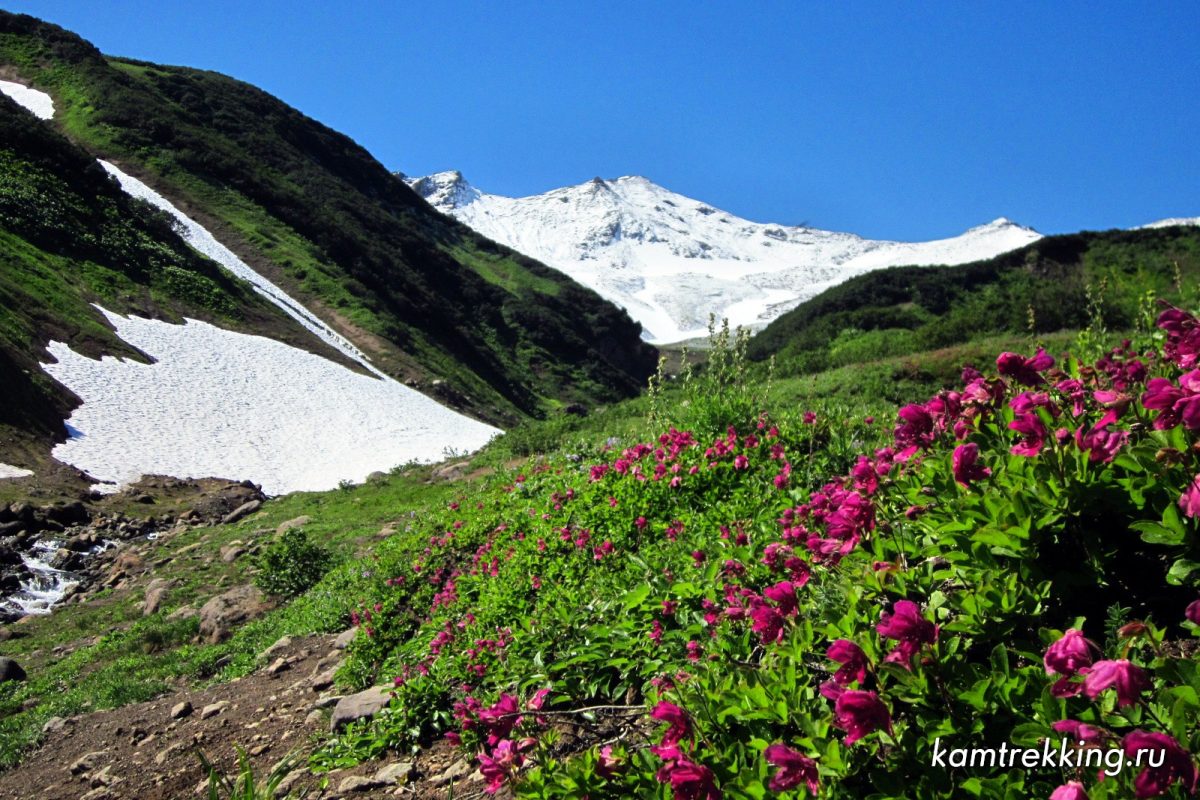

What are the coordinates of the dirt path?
(0, 634, 486, 799)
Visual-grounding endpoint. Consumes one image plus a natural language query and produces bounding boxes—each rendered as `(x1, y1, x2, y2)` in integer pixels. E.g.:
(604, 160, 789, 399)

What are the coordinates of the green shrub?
(253, 530, 334, 599)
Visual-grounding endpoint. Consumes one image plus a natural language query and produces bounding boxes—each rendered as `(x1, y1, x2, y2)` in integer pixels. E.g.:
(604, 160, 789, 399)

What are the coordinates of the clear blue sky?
(5, 1, 1198, 239)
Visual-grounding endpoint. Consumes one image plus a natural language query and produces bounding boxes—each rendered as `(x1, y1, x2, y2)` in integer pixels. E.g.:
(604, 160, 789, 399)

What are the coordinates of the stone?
(170, 701, 193, 720)
(198, 585, 267, 643)
(310, 666, 338, 692)
(0, 657, 26, 683)
(69, 751, 107, 775)
(332, 627, 357, 650)
(266, 657, 289, 676)
(199, 701, 230, 720)
(155, 742, 189, 766)
(276, 516, 311, 535)
(222, 500, 262, 525)
(374, 761, 414, 785)
(431, 758, 475, 787)
(260, 635, 292, 661)
(41, 716, 67, 735)
(329, 685, 392, 732)
(143, 579, 172, 616)
(219, 544, 245, 563)
(338, 775, 383, 793)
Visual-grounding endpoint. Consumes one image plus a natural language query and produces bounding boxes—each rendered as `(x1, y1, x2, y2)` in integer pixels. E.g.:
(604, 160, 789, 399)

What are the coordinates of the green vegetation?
(749, 226, 1200, 377)
(254, 529, 334, 599)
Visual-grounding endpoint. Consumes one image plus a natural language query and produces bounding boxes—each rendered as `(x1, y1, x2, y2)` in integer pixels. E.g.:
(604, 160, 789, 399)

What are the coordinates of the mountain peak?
(406, 170, 478, 209)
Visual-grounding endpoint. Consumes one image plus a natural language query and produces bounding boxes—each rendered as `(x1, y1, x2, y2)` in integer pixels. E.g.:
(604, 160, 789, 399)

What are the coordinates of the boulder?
(329, 685, 392, 732)
(0, 657, 26, 681)
(275, 516, 310, 536)
(170, 701, 193, 720)
(222, 500, 262, 525)
(198, 585, 267, 643)
(143, 580, 172, 616)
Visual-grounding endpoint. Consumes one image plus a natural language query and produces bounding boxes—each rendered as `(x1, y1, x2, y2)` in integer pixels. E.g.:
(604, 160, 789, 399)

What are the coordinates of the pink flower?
(1082, 659, 1150, 708)
(894, 404, 934, 457)
(1049, 781, 1090, 800)
(1074, 423, 1129, 463)
(527, 689, 551, 710)
(651, 701, 691, 746)
(952, 442, 990, 486)
(1009, 413, 1049, 456)
(876, 600, 937, 668)
(1052, 719, 1108, 745)
(1044, 629, 1098, 676)
(1158, 307, 1200, 369)
(764, 744, 819, 794)
(749, 599, 787, 644)
(997, 347, 1055, 386)
(764, 581, 799, 616)
(833, 690, 892, 745)
(826, 639, 869, 686)
(1180, 474, 1200, 519)
(655, 758, 721, 800)
(478, 694, 521, 745)
(478, 739, 526, 794)
(1187, 598, 1200, 625)
(597, 745, 624, 778)
(1122, 730, 1199, 798)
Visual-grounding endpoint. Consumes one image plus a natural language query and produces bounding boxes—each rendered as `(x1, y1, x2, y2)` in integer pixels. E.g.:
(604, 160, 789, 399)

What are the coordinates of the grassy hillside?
(0, 11, 657, 436)
(3, 309, 1199, 798)
(749, 226, 1200, 376)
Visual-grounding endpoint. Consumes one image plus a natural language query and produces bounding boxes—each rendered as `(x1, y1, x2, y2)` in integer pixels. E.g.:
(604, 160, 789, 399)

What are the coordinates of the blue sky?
(5, 1, 1198, 239)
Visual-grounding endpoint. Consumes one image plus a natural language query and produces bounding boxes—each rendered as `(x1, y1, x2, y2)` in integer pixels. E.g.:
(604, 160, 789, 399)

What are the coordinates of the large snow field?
(42, 308, 499, 495)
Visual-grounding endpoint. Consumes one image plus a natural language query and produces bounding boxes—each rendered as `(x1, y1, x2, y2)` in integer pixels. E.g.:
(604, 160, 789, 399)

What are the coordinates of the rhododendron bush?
(320, 307, 1200, 799)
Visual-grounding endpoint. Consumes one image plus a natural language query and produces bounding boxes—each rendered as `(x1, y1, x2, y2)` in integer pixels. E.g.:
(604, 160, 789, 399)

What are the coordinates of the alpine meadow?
(0, 7, 1198, 800)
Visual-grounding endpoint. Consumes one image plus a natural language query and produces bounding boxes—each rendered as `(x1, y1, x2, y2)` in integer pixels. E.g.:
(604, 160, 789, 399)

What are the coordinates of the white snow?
(409, 172, 1043, 343)
(97, 161, 389, 378)
(0, 463, 34, 479)
(0, 79, 54, 119)
(1137, 217, 1200, 229)
(42, 307, 500, 495)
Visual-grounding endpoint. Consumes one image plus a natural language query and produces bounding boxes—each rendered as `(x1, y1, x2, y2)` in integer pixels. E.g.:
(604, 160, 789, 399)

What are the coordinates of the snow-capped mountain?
(1138, 217, 1200, 229)
(407, 171, 1043, 343)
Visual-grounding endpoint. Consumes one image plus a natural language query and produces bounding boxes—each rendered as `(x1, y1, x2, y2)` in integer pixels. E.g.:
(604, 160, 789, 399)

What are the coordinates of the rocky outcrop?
(197, 585, 268, 644)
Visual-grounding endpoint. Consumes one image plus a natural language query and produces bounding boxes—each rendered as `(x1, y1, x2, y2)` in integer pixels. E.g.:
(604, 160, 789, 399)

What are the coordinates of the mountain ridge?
(406, 170, 1043, 343)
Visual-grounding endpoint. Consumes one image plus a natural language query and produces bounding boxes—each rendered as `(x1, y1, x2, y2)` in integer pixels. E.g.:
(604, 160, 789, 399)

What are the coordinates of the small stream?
(0, 538, 112, 618)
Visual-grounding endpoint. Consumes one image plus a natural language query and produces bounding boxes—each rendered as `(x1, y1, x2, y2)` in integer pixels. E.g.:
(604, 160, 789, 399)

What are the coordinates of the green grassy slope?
(0, 10, 657, 433)
(748, 226, 1200, 375)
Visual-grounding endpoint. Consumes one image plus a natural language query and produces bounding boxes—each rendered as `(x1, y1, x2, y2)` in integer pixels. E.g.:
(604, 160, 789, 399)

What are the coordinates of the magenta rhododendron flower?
(1052, 719, 1108, 745)
(997, 347, 1055, 386)
(1187, 598, 1200, 625)
(478, 738, 527, 794)
(764, 581, 799, 616)
(1044, 629, 1098, 676)
(876, 600, 937, 667)
(833, 690, 892, 744)
(1082, 659, 1150, 708)
(651, 701, 691, 745)
(1049, 781, 1090, 800)
(764, 744, 819, 794)
(894, 404, 935, 458)
(656, 758, 722, 800)
(1122, 730, 1199, 798)
(1074, 423, 1129, 463)
(1158, 307, 1200, 368)
(1180, 474, 1200, 519)
(952, 442, 990, 486)
(749, 599, 786, 644)
(597, 745, 624, 778)
(1009, 413, 1049, 456)
(827, 639, 869, 686)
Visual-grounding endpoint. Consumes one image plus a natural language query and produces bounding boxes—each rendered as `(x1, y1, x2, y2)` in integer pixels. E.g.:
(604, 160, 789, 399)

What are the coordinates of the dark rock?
(0, 657, 26, 683)
(221, 500, 262, 525)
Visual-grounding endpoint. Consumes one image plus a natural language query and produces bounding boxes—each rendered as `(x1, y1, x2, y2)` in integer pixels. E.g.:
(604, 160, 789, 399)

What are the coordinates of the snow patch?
(409, 172, 1043, 343)
(0, 463, 33, 480)
(97, 161, 388, 378)
(1137, 217, 1200, 229)
(42, 307, 500, 496)
(0, 79, 54, 120)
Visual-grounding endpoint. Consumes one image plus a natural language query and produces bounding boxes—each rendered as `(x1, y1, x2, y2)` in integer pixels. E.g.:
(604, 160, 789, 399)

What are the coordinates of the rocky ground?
(0, 630, 495, 799)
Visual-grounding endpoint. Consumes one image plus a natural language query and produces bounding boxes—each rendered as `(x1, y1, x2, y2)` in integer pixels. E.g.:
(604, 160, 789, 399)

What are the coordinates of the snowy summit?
(407, 172, 1043, 343)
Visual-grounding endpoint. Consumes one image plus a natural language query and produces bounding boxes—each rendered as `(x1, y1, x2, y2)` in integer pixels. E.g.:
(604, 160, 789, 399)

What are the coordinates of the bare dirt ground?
(0, 634, 491, 800)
